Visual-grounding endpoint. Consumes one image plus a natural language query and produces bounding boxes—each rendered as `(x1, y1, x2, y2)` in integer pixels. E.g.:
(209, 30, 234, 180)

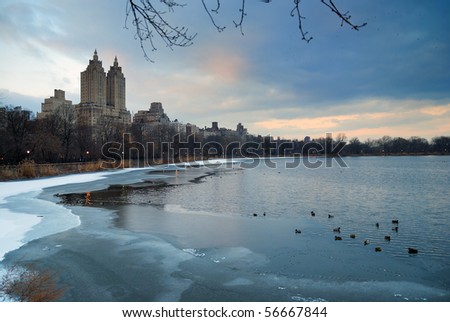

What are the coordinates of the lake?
(3, 156, 450, 301)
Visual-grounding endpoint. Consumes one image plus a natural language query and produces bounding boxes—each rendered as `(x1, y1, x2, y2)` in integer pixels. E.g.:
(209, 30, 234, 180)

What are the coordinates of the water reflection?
(84, 192, 92, 205)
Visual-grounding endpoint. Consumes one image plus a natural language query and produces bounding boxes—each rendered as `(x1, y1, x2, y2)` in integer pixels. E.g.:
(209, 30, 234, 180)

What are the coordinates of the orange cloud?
(420, 104, 450, 116)
(200, 48, 247, 83)
(255, 114, 360, 131)
(252, 101, 450, 140)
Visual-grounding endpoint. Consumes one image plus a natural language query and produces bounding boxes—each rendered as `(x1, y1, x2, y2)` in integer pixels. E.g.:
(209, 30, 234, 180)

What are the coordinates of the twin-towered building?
(78, 50, 130, 127)
(38, 50, 186, 139)
(37, 50, 247, 140)
(38, 50, 131, 128)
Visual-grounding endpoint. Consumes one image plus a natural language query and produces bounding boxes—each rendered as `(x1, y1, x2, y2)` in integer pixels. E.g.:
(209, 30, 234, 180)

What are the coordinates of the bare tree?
(5, 106, 32, 163)
(29, 119, 62, 163)
(126, 0, 366, 61)
(50, 104, 77, 162)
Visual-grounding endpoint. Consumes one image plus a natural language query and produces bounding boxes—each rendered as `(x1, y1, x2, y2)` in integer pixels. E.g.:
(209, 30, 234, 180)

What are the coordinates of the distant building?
(107, 56, 126, 111)
(201, 122, 248, 139)
(132, 102, 201, 138)
(236, 122, 248, 136)
(37, 89, 73, 120)
(186, 123, 199, 136)
(133, 102, 170, 124)
(76, 50, 131, 128)
(80, 50, 107, 107)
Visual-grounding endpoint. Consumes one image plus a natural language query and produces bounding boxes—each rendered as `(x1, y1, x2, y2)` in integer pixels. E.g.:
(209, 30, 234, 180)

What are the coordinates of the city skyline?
(0, 0, 449, 140)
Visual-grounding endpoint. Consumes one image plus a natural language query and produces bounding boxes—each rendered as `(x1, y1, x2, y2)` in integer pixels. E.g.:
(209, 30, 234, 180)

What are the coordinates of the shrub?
(0, 263, 65, 302)
(18, 160, 36, 178)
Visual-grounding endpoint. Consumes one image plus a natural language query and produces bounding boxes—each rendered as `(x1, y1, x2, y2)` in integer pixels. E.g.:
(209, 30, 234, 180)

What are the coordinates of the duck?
(333, 227, 341, 233)
(364, 239, 370, 246)
(295, 229, 301, 234)
(328, 214, 334, 219)
(384, 236, 391, 241)
(392, 226, 398, 232)
(392, 219, 399, 225)
(335, 236, 342, 241)
(375, 222, 379, 228)
(349, 234, 356, 239)
(375, 247, 382, 252)
(253, 213, 258, 217)
(408, 247, 418, 254)
(263, 212, 266, 216)
(311, 211, 316, 217)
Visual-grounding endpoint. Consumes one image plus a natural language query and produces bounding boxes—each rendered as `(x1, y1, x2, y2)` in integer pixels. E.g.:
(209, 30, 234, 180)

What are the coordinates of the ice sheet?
(0, 162, 222, 261)
(0, 171, 115, 260)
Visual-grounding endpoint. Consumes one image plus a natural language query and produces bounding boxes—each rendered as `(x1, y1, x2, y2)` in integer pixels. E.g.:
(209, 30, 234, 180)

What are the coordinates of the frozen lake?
(1, 156, 449, 301)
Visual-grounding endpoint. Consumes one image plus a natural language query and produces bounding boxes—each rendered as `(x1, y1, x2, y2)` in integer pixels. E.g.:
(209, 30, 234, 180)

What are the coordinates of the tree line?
(341, 135, 450, 155)
(0, 106, 125, 165)
(1, 106, 449, 166)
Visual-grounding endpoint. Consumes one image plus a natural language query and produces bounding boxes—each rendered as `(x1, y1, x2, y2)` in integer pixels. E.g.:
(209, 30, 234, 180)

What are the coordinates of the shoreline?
(0, 160, 238, 262)
(0, 167, 149, 261)
(2, 154, 449, 181)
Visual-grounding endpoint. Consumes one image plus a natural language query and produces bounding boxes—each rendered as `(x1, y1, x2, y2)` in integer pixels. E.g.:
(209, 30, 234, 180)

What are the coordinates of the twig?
(233, 0, 247, 36)
(201, 0, 226, 32)
(125, 0, 197, 62)
(320, 0, 367, 30)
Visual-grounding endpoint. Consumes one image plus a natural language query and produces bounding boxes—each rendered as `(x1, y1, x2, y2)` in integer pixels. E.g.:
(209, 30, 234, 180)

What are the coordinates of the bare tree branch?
(233, 0, 247, 36)
(290, 0, 313, 43)
(125, 0, 197, 62)
(125, 0, 366, 61)
(201, 0, 226, 33)
(320, 0, 367, 30)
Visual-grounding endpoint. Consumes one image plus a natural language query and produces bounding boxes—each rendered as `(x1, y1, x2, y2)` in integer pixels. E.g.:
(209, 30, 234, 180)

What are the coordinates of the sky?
(0, 0, 449, 141)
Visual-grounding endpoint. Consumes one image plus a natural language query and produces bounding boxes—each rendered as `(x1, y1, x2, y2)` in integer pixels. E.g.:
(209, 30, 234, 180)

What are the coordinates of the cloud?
(252, 100, 450, 140)
(255, 115, 359, 131)
(420, 105, 450, 116)
(1, 0, 449, 141)
(198, 48, 248, 83)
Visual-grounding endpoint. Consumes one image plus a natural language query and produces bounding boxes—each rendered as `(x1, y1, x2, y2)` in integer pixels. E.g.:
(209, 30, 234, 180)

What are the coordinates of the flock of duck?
(294, 211, 419, 255)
